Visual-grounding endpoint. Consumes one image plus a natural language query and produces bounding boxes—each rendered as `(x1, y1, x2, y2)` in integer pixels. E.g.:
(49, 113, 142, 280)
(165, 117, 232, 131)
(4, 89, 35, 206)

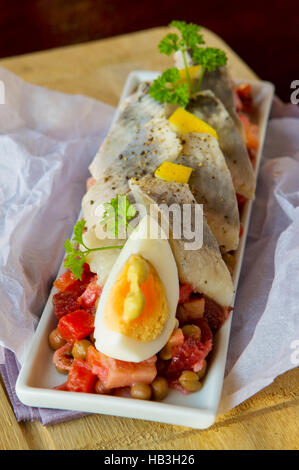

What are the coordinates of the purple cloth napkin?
(1, 96, 298, 426)
(0, 348, 87, 424)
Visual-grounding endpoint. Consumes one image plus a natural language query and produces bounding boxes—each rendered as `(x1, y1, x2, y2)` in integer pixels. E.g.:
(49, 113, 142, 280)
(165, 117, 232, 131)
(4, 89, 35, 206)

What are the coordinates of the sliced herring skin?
(89, 82, 170, 178)
(176, 132, 240, 252)
(187, 90, 255, 199)
(129, 175, 234, 308)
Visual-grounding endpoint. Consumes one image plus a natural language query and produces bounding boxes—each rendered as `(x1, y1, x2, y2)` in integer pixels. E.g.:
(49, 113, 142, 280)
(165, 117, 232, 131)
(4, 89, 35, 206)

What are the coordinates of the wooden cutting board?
(0, 26, 298, 450)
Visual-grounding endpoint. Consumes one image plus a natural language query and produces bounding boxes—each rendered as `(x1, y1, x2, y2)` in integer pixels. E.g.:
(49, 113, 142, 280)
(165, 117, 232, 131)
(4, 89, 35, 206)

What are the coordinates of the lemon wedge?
(178, 65, 202, 83)
(154, 161, 193, 184)
(168, 107, 218, 140)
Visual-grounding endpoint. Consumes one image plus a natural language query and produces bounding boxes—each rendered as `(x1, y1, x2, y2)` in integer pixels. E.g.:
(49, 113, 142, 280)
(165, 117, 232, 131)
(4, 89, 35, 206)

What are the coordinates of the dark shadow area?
(0, 0, 297, 101)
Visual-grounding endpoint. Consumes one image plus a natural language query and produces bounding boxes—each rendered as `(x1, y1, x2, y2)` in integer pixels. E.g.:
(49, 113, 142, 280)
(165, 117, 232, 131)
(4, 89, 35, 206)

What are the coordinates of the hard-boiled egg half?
(94, 214, 179, 362)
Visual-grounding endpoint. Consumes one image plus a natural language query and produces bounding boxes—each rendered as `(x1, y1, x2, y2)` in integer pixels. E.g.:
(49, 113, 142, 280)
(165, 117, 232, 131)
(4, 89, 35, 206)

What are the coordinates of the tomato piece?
(86, 346, 157, 389)
(78, 278, 102, 314)
(58, 310, 94, 343)
(236, 83, 253, 113)
(66, 359, 96, 393)
(234, 89, 243, 112)
(54, 271, 80, 293)
(53, 382, 68, 391)
(178, 283, 193, 304)
(52, 291, 81, 319)
(239, 113, 259, 151)
(53, 343, 73, 371)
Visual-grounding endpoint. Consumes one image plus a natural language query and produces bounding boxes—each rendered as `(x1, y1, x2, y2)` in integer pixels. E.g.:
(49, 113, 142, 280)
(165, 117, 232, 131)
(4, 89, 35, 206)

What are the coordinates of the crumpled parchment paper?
(0, 66, 298, 423)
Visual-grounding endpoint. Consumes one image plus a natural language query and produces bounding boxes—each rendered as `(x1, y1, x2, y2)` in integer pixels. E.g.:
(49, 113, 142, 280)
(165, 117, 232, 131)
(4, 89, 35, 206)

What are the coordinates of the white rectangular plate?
(16, 71, 274, 429)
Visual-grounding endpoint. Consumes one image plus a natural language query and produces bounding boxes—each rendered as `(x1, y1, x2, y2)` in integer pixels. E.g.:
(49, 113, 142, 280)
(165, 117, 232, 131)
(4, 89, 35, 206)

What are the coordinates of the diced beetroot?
(203, 296, 230, 332)
(78, 278, 102, 314)
(58, 310, 94, 343)
(54, 271, 80, 293)
(179, 283, 193, 304)
(66, 359, 96, 393)
(167, 318, 213, 378)
(53, 343, 74, 371)
(52, 291, 81, 320)
(86, 346, 157, 389)
(80, 263, 95, 284)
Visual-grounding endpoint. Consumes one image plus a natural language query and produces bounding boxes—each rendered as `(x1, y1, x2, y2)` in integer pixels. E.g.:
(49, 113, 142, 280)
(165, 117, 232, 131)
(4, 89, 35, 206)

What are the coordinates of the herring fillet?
(82, 116, 182, 285)
(83, 116, 182, 231)
(200, 67, 244, 135)
(129, 175, 234, 307)
(89, 82, 170, 178)
(187, 90, 255, 199)
(176, 132, 240, 251)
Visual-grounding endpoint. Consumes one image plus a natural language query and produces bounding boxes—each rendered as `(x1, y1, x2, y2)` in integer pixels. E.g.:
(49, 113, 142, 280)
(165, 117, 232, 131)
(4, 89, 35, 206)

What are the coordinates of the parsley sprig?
(149, 20, 227, 107)
(148, 68, 189, 108)
(64, 195, 136, 280)
(100, 194, 136, 237)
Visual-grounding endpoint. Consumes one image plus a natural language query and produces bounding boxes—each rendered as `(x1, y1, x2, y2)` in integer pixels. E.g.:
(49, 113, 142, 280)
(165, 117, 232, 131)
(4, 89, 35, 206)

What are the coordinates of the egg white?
(94, 215, 179, 362)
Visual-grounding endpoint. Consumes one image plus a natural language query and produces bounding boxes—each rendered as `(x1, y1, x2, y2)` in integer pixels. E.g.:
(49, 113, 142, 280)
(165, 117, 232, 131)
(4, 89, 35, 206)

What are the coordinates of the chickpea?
(159, 344, 172, 360)
(48, 328, 66, 350)
(151, 376, 169, 401)
(72, 339, 92, 360)
(196, 359, 207, 380)
(178, 371, 202, 392)
(130, 383, 152, 400)
(55, 365, 69, 375)
(182, 324, 201, 340)
(176, 304, 187, 324)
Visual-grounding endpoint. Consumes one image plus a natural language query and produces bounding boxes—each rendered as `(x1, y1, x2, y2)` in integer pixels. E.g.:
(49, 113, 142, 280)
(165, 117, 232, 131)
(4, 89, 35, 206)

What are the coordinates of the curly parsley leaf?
(169, 20, 204, 50)
(159, 33, 180, 55)
(63, 195, 136, 280)
(192, 47, 227, 72)
(72, 218, 86, 245)
(149, 68, 190, 108)
(100, 195, 136, 237)
(150, 21, 228, 107)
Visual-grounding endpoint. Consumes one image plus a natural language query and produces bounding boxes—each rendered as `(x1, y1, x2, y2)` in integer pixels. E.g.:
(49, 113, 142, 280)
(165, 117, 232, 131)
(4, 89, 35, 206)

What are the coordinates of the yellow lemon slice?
(154, 161, 193, 184)
(178, 65, 202, 83)
(169, 107, 218, 140)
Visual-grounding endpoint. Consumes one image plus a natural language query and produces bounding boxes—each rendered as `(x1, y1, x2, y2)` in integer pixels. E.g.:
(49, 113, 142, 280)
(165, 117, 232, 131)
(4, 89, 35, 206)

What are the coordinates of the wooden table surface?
(0, 27, 298, 451)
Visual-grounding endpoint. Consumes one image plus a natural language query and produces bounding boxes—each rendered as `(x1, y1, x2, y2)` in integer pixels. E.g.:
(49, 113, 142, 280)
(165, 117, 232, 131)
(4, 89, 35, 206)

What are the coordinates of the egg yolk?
(104, 255, 169, 342)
